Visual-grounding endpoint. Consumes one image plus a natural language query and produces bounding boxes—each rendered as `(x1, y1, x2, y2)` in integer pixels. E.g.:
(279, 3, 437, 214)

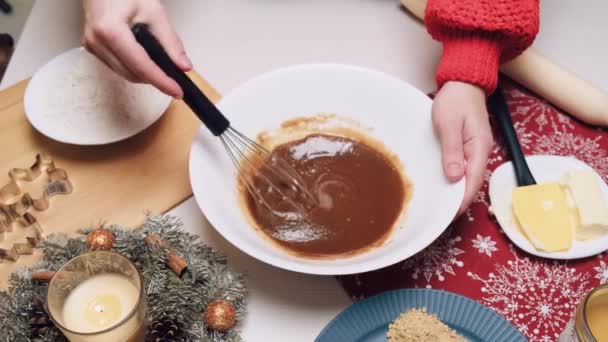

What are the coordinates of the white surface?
(24, 48, 170, 145)
(170, 198, 352, 342)
(190, 64, 464, 275)
(2, 1, 607, 341)
(489, 155, 608, 260)
(533, 2, 608, 91)
(3, 1, 608, 93)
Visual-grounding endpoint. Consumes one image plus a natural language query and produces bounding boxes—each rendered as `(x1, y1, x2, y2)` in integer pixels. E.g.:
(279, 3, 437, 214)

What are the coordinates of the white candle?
(62, 273, 139, 333)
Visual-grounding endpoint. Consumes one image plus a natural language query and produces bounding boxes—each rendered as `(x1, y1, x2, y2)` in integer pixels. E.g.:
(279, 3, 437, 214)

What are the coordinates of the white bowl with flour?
(24, 47, 171, 145)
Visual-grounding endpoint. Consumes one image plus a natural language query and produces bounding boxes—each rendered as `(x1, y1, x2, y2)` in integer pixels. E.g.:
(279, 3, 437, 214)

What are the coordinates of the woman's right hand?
(432, 81, 494, 215)
(82, 0, 191, 98)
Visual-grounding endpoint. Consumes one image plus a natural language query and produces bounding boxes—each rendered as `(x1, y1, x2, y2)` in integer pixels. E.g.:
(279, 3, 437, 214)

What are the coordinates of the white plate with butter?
(24, 47, 171, 145)
(489, 155, 608, 260)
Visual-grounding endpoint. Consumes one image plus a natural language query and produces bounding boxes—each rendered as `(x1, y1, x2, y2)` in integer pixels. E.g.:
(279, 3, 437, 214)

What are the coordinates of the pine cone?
(28, 301, 52, 338)
(146, 317, 184, 342)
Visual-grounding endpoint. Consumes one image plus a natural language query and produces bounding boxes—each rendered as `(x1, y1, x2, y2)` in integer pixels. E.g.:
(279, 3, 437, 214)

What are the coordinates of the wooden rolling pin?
(400, 0, 608, 126)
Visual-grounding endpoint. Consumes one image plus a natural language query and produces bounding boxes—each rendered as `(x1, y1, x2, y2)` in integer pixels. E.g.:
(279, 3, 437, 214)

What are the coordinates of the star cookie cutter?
(0, 153, 73, 262)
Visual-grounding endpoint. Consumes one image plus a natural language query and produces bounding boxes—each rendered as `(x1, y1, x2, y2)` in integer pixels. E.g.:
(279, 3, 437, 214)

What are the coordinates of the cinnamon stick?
(31, 271, 55, 282)
(143, 233, 164, 247)
(144, 233, 188, 277)
(166, 253, 188, 277)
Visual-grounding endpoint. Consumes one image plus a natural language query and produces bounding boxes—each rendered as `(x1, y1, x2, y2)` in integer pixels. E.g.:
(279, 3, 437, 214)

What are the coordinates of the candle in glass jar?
(586, 292, 608, 341)
(62, 273, 139, 333)
(558, 283, 608, 342)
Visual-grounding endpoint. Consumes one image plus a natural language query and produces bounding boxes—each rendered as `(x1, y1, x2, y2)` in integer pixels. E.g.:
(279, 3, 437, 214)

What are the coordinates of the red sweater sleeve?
(425, 0, 540, 94)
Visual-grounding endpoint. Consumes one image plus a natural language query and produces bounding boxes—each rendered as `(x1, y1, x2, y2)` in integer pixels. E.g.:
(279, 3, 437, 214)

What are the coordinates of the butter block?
(564, 170, 608, 240)
(512, 183, 573, 252)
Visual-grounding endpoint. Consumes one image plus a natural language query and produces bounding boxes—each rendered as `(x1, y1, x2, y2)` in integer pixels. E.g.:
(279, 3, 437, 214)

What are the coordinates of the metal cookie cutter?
(0, 153, 73, 262)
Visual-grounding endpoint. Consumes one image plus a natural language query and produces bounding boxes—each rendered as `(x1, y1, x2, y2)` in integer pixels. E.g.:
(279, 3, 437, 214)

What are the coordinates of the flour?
(39, 51, 169, 144)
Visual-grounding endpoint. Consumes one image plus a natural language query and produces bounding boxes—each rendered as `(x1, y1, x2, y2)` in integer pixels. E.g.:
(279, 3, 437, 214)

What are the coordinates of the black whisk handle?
(132, 23, 229, 136)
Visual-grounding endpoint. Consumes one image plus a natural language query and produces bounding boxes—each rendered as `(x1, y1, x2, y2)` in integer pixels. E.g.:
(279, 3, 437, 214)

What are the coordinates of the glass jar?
(559, 283, 608, 342)
(46, 251, 147, 342)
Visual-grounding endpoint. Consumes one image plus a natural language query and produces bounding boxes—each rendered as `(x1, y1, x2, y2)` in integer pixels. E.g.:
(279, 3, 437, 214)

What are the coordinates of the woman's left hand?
(432, 81, 494, 215)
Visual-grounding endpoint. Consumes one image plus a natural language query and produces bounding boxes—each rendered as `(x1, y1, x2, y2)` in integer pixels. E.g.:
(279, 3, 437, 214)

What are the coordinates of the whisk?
(132, 24, 317, 213)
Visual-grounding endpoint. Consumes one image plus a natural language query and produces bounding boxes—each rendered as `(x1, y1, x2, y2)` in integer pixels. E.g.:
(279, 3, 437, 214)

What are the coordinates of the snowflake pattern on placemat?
(468, 246, 591, 342)
(535, 133, 608, 182)
(337, 80, 608, 342)
(400, 232, 465, 288)
(595, 257, 608, 284)
(464, 168, 494, 222)
(471, 234, 498, 257)
(505, 86, 608, 181)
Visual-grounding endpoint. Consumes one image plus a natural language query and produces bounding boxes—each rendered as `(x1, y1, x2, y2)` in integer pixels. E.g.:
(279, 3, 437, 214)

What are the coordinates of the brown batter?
(241, 133, 410, 258)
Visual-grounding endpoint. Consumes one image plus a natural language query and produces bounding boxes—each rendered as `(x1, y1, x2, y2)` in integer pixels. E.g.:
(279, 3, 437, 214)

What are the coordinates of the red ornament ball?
(203, 299, 236, 332)
(86, 228, 115, 250)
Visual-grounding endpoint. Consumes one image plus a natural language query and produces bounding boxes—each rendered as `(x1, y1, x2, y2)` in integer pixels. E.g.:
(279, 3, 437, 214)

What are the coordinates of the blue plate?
(316, 289, 526, 342)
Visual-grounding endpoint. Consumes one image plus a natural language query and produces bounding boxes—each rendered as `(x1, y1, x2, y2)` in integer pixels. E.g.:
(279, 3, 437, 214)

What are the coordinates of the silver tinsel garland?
(0, 215, 247, 342)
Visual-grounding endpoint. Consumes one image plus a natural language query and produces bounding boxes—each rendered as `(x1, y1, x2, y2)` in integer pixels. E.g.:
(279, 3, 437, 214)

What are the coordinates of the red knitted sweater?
(425, 0, 540, 94)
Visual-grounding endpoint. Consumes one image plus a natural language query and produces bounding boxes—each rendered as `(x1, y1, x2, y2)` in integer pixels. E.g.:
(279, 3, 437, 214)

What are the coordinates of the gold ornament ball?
(86, 228, 115, 250)
(203, 299, 236, 332)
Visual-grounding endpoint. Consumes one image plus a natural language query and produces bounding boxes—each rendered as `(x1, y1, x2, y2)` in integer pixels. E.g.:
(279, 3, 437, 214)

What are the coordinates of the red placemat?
(338, 79, 608, 342)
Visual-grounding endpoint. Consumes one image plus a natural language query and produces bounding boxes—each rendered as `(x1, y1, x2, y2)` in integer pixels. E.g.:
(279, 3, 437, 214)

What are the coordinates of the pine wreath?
(0, 215, 247, 342)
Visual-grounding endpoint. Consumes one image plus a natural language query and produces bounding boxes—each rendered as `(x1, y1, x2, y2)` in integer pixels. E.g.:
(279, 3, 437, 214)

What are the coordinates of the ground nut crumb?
(387, 308, 467, 342)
